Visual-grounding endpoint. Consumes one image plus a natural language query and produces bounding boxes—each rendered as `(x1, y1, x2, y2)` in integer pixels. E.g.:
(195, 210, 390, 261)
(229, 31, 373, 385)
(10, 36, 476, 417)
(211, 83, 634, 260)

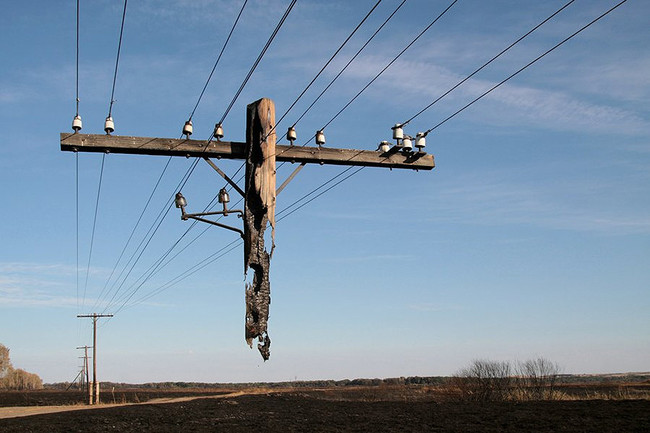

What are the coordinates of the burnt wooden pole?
(244, 98, 276, 360)
(62, 98, 434, 362)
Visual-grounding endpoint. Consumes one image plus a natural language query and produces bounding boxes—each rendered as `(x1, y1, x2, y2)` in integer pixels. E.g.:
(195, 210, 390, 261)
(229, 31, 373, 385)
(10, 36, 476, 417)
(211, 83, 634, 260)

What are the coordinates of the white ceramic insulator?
(287, 126, 297, 142)
(104, 116, 115, 134)
(183, 120, 193, 136)
(392, 124, 403, 140)
(316, 130, 325, 145)
(402, 136, 413, 152)
(379, 141, 391, 153)
(415, 133, 426, 150)
(214, 123, 224, 139)
(72, 115, 83, 132)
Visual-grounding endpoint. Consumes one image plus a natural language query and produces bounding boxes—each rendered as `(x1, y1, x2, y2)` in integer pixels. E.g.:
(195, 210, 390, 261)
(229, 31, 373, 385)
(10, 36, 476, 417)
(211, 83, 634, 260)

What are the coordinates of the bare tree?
(452, 359, 513, 401)
(515, 357, 561, 400)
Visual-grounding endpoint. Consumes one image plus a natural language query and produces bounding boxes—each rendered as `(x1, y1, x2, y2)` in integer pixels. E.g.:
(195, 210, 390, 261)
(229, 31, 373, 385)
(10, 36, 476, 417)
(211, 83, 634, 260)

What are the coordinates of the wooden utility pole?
(77, 314, 113, 404)
(63, 98, 433, 360)
(76, 345, 92, 403)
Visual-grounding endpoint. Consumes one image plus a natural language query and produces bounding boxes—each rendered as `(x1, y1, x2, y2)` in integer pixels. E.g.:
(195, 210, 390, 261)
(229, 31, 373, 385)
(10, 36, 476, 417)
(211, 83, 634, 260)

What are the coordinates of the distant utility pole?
(76, 345, 92, 404)
(63, 98, 433, 361)
(77, 314, 113, 404)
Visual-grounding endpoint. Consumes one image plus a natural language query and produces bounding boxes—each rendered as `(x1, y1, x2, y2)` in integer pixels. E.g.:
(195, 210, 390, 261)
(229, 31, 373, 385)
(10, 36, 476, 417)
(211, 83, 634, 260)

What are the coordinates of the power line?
(281, 0, 630, 233)
(92, 157, 173, 311)
(423, 0, 628, 135)
(107, 0, 300, 303)
(118, 165, 362, 311)
(218, 0, 298, 126)
(106, 194, 245, 314)
(272, 0, 384, 134)
(299, 0, 459, 145)
(75, 0, 80, 117)
(107, 0, 128, 118)
(90, 1, 628, 319)
(402, 0, 576, 126)
(188, 0, 249, 121)
(82, 153, 106, 309)
(76, 153, 79, 312)
(289, 0, 408, 131)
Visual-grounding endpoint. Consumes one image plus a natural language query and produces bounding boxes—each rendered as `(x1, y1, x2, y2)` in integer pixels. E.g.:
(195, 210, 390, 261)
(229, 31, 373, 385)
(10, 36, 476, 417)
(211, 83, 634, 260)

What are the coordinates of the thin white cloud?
(421, 171, 650, 235)
(0, 262, 108, 309)
(340, 54, 649, 136)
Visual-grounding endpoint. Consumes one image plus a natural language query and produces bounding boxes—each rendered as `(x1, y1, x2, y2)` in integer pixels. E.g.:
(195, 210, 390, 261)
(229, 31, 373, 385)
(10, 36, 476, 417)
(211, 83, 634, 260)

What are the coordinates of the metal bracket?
(276, 162, 306, 196)
(203, 157, 245, 198)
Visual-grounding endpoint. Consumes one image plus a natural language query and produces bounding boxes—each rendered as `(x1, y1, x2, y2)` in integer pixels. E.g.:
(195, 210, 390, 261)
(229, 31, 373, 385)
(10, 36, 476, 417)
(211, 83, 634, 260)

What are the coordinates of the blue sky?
(1, 0, 648, 384)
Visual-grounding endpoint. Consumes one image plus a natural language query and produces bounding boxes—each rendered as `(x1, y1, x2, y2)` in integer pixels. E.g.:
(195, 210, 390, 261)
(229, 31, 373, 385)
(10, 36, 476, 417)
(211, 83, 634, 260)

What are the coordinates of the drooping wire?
(188, 0, 249, 121)
(402, 0, 576, 127)
(107, 0, 128, 118)
(217, 0, 298, 126)
(82, 153, 106, 309)
(423, 0, 628, 135)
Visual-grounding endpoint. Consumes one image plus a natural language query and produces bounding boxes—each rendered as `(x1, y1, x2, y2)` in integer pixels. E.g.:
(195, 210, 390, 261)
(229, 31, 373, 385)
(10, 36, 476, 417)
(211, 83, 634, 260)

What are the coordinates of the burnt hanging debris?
(244, 98, 276, 360)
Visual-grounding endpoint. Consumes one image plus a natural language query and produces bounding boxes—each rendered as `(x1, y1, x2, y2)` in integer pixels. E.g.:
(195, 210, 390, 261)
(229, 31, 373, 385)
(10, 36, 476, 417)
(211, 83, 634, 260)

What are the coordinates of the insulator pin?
(104, 116, 115, 134)
(72, 115, 83, 132)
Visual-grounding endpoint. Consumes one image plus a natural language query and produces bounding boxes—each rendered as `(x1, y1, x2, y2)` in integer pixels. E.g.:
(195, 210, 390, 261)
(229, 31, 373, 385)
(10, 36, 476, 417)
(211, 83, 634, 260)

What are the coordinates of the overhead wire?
(401, 0, 576, 127)
(106, 0, 629, 313)
(101, 0, 300, 311)
(218, 0, 298, 126)
(288, 0, 408, 132)
(271, 0, 384, 135)
(75, 0, 80, 118)
(81, 153, 106, 309)
(74, 0, 80, 312)
(281, 0, 630, 228)
(105, 0, 457, 311)
(422, 0, 628, 135)
(107, 0, 128, 118)
(188, 0, 249, 121)
(75, 153, 79, 312)
(314, 0, 459, 136)
(91, 157, 173, 311)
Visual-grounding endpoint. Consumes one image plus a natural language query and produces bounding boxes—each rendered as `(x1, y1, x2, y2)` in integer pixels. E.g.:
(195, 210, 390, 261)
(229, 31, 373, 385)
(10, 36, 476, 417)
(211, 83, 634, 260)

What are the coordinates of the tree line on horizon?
(0, 343, 43, 390)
